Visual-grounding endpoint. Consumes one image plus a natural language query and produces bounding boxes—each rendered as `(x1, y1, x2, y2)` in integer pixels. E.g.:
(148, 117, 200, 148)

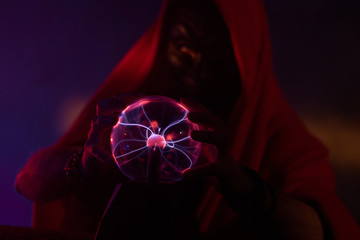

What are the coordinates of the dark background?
(0, 0, 359, 227)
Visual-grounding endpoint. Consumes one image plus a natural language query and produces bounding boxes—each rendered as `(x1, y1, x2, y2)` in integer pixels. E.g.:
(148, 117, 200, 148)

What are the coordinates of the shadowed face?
(140, 0, 241, 120)
(163, 0, 241, 119)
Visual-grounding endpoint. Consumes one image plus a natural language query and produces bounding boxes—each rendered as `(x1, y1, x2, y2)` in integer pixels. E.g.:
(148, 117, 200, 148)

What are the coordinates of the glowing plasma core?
(147, 134, 166, 149)
(110, 96, 201, 183)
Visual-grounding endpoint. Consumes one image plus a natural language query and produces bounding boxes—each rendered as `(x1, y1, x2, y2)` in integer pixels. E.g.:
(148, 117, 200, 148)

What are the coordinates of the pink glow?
(151, 120, 158, 130)
(146, 134, 166, 149)
(166, 133, 174, 141)
(178, 103, 189, 112)
(121, 105, 130, 115)
(110, 95, 201, 183)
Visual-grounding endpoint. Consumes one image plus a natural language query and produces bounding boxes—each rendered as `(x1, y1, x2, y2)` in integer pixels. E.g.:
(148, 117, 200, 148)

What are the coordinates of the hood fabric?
(45, 0, 360, 237)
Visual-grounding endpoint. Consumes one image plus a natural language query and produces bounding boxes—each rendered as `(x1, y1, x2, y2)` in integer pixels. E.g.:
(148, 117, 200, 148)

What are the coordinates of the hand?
(180, 98, 254, 206)
(82, 93, 142, 182)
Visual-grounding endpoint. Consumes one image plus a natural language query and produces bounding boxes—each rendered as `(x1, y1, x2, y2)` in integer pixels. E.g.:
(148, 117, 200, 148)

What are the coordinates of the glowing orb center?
(147, 134, 166, 149)
(110, 95, 201, 183)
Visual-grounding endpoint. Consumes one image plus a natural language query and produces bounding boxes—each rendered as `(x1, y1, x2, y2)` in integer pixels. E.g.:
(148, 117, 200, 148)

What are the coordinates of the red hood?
(55, 0, 360, 237)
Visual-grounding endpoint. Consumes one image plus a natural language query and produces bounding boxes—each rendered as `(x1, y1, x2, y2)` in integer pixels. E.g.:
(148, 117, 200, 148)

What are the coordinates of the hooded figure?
(16, 0, 360, 239)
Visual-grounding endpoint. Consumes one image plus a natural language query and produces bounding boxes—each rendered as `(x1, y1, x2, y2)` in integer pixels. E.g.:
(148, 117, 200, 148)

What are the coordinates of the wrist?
(224, 166, 278, 220)
(65, 149, 96, 189)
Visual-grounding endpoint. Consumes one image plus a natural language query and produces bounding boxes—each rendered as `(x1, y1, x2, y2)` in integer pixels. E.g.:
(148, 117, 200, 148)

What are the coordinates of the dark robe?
(31, 0, 360, 238)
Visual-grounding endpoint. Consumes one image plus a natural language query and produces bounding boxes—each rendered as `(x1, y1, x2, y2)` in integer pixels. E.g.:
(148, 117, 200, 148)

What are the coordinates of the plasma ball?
(110, 95, 201, 183)
(147, 134, 166, 149)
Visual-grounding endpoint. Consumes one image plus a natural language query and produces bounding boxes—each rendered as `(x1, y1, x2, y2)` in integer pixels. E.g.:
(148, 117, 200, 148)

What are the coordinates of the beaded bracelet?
(64, 149, 89, 187)
(226, 166, 278, 219)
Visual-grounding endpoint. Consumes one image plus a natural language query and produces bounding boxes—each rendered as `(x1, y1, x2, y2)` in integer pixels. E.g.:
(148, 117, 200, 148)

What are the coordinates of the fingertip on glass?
(110, 95, 201, 183)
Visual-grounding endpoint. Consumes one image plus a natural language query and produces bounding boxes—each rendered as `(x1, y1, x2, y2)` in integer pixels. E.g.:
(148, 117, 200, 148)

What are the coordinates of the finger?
(188, 112, 224, 129)
(87, 115, 118, 146)
(83, 143, 124, 182)
(182, 162, 223, 179)
(85, 142, 116, 165)
(90, 115, 118, 133)
(180, 97, 211, 113)
(191, 130, 226, 149)
(96, 98, 125, 116)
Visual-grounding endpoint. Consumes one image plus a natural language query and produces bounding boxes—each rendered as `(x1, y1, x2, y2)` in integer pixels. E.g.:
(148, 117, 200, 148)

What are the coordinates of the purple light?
(146, 134, 166, 149)
(111, 96, 201, 183)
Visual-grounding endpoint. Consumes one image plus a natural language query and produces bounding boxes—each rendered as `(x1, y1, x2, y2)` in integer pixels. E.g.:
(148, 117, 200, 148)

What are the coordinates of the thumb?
(182, 162, 223, 179)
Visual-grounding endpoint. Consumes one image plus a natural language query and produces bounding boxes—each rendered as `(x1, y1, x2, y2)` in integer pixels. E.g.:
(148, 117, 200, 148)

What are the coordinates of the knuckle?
(92, 115, 116, 129)
(84, 141, 95, 151)
(96, 98, 115, 115)
(91, 116, 101, 126)
(96, 102, 104, 115)
(85, 130, 100, 146)
(88, 145, 100, 157)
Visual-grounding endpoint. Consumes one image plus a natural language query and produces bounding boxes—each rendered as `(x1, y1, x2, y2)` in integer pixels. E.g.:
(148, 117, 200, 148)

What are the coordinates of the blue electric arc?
(110, 96, 201, 183)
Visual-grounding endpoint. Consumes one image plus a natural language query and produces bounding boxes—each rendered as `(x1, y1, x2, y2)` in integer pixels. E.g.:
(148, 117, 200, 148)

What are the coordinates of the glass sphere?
(111, 96, 201, 183)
